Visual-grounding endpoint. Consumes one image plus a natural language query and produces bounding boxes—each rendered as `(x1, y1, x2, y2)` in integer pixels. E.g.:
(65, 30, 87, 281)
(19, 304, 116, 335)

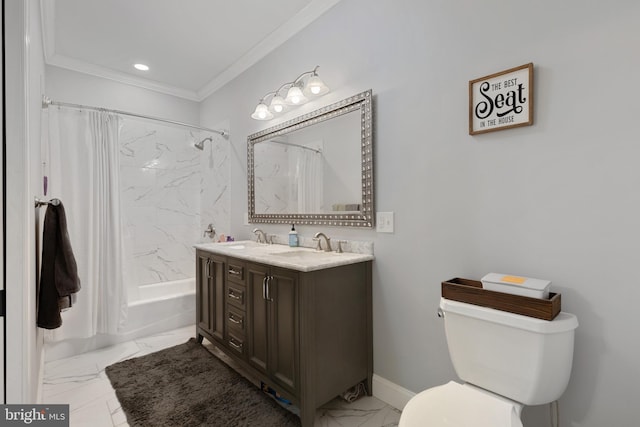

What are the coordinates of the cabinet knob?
(228, 289, 242, 300)
(228, 313, 243, 326)
(229, 337, 243, 351)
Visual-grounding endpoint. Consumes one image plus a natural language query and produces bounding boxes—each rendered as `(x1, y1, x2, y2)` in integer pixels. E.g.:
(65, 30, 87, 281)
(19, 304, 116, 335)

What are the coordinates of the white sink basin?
(271, 250, 335, 258)
(225, 241, 260, 249)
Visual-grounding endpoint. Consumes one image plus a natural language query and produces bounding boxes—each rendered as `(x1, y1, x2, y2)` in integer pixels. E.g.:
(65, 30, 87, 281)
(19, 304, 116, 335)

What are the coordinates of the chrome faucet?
(203, 223, 216, 239)
(313, 232, 332, 252)
(253, 228, 267, 244)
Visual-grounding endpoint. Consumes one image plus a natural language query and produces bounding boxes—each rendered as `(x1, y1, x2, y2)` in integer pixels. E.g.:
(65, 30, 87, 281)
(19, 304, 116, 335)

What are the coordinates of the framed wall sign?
(469, 63, 533, 135)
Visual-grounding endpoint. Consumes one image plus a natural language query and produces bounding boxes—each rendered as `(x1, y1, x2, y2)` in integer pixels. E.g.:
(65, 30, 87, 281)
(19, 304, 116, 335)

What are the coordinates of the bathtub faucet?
(203, 224, 216, 239)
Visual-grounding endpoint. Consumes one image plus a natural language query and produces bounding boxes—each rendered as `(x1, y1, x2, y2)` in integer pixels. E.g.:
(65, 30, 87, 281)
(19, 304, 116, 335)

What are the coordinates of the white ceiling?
(41, 0, 342, 101)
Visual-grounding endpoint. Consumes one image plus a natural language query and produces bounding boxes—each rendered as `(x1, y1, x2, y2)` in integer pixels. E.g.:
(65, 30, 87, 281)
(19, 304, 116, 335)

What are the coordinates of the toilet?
(399, 297, 578, 427)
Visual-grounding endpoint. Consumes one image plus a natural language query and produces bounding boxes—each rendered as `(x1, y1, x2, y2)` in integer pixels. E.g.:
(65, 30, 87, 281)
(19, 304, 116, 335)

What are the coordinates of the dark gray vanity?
(195, 241, 373, 427)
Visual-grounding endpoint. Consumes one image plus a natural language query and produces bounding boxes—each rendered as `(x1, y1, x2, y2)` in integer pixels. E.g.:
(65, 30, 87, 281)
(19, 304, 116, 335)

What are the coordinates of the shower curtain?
(43, 107, 127, 341)
(291, 142, 323, 212)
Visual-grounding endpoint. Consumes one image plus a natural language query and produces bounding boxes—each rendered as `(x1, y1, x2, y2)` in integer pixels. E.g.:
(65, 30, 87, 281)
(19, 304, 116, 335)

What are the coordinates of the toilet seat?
(399, 381, 524, 427)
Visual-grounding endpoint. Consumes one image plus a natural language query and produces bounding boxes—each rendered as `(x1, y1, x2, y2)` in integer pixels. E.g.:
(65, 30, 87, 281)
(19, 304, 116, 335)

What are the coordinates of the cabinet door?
(247, 263, 270, 374)
(209, 255, 226, 342)
(269, 267, 298, 394)
(196, 253, 213, 336)
(196, 252, 225, 342)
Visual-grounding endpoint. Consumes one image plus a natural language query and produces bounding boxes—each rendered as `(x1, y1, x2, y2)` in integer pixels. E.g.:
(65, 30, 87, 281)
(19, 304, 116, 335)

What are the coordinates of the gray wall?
(200, 0, 640, 425)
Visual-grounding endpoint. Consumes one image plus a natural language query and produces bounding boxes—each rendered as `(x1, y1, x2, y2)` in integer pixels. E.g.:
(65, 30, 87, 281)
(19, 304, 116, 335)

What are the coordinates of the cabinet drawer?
(227, 332, 245, 356)
(226, 306, 245, 334)
(226, 283, 246, 310)
(227, 261, 246, 285)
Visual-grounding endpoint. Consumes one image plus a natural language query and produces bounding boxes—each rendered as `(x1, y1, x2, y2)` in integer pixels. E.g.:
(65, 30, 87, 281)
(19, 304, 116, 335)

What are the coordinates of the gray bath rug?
(105, 338, 301, 427)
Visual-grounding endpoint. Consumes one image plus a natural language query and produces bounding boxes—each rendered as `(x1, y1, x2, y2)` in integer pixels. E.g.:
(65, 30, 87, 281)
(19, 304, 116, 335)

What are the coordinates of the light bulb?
(251, 102, 273, 120)
(303, 74, 329, 97)
(285, 86, 308, 105)
(269, 95, 287, 114)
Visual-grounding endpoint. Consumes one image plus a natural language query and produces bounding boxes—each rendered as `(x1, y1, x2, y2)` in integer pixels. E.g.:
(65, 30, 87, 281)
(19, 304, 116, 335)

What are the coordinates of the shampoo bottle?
(288, 224, 299, 247)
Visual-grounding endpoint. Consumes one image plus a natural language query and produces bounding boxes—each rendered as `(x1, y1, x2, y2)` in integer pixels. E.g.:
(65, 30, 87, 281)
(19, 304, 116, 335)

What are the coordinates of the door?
(196, 252, 225, 342)
(1, 2, 6, 402)
(246, 262, 298, 394)
(268, 267, 298, 393)
(247, 263, 269, 373)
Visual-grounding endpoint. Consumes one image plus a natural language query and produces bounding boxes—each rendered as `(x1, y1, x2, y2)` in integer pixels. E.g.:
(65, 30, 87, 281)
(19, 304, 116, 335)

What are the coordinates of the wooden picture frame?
(469, 63, 534, 135)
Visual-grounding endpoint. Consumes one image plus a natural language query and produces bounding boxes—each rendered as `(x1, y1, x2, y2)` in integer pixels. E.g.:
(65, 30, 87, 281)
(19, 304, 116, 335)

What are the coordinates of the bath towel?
(37, 201, 81, 329)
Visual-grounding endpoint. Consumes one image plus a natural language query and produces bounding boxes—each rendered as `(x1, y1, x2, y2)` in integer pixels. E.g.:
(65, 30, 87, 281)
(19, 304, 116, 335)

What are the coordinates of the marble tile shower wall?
(254, 143, 290, 214)
(200, 119, 231, 247)
(119, 118, 230, 293)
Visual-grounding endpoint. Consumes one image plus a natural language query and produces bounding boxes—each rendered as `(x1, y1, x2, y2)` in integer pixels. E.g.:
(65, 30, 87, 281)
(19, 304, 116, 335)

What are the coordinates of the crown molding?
(197, 0, 343, 101)
(46, 53, 201, 101)
(40, 0, 343, 103)
(40, 0, 199, 101)
(40, 0, 56, 62)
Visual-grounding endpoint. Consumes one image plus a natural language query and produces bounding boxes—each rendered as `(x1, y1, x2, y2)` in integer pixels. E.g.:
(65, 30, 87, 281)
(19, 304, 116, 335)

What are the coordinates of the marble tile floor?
(41, 325, 401, 427)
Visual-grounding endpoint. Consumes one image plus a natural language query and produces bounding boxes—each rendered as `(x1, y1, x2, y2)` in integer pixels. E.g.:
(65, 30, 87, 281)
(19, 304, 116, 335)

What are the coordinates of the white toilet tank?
(440, 297, 578, 406)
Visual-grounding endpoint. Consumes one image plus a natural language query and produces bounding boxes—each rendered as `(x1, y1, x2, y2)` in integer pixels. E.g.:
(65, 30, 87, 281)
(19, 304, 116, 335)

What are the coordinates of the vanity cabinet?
(195, 249, 372, 427)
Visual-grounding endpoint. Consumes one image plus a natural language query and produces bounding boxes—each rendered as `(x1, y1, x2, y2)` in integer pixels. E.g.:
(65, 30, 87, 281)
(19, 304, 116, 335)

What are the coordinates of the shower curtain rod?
(267, 139, 322, 153)
(42, 96, 228, 138)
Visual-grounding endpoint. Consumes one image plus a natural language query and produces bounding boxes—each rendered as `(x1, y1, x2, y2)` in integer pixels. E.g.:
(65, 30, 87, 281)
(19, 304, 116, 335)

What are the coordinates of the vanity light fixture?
(251, 101, 274, 120)
(251, 66, 329, 121)
(303, 72, 329, 96)
(269, 94, 287, 113)
(284, 83, 308, 106)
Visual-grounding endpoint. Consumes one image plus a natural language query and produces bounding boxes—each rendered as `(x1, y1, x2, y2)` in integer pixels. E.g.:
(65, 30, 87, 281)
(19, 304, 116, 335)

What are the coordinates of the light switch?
(243, 212, 250, 226)
(376, 212, 394, 233)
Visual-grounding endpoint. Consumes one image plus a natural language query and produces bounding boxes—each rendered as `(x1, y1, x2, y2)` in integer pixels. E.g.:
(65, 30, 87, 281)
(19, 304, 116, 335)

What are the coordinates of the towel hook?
(35, 197, 61, 208)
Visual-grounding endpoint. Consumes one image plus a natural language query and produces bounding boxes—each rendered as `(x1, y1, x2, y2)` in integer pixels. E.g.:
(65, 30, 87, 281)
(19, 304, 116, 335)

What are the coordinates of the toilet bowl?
(399, 298, 578, 427)
(399, 381, 523, 427)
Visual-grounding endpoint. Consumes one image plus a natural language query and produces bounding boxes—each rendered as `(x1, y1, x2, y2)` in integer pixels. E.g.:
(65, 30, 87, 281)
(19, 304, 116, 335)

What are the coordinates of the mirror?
(248, 90, 374, 227)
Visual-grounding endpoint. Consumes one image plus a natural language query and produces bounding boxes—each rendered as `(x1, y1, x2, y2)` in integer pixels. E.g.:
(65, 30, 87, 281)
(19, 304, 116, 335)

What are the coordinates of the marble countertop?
(194, 240, 374, 272)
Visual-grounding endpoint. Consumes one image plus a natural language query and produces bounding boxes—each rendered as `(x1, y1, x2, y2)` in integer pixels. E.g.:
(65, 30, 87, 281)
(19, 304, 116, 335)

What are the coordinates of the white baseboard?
(372, 374, 416, 411)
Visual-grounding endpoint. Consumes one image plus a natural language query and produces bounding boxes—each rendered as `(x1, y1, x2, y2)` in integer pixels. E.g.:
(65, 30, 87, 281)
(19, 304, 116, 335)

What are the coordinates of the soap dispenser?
(288, 224, 299, 247)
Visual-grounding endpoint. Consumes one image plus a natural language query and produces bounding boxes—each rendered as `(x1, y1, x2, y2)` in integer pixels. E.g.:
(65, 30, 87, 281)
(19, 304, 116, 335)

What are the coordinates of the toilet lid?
(399, 381, 523, 427)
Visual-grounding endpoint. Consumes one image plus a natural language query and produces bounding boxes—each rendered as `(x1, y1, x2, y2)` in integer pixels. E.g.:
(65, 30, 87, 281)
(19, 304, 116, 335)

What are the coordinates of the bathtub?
(129, 278, 196, 303)
(44, 278, 196, 362)
(123, 278, 196, 336)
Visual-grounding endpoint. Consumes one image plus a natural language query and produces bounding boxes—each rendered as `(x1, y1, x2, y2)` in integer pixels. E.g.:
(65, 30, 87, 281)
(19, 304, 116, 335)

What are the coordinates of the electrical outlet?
(243, 212, 250, 226)
(376, 212, 394, 233)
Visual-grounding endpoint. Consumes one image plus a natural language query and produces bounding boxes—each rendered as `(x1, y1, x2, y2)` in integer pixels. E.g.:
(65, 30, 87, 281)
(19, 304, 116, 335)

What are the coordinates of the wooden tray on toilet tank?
(441, 278, 561, 321)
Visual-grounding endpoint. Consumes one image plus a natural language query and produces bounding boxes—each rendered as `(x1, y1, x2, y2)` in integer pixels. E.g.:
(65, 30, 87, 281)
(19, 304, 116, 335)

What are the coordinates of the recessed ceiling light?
(134, 63, 149, 71)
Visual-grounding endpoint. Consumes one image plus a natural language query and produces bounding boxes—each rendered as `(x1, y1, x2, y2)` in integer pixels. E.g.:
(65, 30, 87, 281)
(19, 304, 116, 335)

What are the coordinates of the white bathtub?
(44, 278, 196, 362)
(129, 278, 196, 304)
(123, 278, 196, 335)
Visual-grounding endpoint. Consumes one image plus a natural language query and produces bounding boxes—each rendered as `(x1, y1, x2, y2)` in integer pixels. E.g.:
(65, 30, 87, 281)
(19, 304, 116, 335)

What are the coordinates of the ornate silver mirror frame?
(248, 89, 374, 227)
